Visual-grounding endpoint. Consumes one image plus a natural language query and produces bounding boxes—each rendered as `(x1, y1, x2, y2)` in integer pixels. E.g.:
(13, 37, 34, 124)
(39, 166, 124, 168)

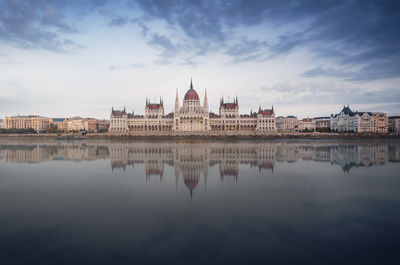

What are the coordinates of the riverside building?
(389, 116, 400, 133)
(109, 80, 277, 135)
(275, 116, 299, 132)
(330, 105, 388, 133)
(5, 115, 50, 133)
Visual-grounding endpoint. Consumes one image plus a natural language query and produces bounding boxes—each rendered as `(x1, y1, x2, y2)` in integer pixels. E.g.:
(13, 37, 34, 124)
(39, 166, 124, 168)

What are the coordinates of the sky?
(0, 0, 399, 119)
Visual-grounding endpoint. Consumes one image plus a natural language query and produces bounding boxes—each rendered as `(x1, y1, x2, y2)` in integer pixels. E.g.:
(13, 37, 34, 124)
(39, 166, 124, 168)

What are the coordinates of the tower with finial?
(174, 88, 179, 113)
(203, 88, 208, 113)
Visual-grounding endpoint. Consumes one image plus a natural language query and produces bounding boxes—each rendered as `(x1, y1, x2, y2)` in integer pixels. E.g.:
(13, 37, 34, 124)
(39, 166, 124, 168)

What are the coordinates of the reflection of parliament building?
(109, 79, 277, 135)
(1, 140, 400, 197)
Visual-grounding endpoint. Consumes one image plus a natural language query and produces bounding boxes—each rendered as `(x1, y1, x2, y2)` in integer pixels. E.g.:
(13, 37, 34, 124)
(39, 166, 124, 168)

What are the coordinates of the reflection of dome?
(184, 79, 199, 100)
(184, 177, 199, 190)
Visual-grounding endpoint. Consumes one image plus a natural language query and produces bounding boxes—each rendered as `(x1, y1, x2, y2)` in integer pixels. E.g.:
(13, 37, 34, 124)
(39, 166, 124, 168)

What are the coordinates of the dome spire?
(190, 77, 193, 90)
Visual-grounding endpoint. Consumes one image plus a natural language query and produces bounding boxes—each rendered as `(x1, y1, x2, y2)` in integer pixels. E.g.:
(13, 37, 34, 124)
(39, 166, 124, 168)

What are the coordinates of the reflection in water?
(0, 139, 400, 264)
(1, 139, 400, 197)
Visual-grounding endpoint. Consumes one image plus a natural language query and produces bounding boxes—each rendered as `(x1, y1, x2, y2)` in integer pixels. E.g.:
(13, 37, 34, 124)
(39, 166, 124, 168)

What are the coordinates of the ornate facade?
(330, 105, 388, 133)
(109, 79, 277, 135)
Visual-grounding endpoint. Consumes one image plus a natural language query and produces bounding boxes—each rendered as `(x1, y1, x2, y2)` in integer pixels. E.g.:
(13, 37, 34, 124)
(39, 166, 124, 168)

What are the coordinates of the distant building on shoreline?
(0, 119, 6, 129)
(109, 79, 277, 135)
(299, 118, 316, 132)
(313, 117, 331, 132)
(5, 115, 50, 133)
(50, 117, 110, 133)
(330, 105, 388, 133)
(389, 116, 400, 133)
(276, 116, 298, 133)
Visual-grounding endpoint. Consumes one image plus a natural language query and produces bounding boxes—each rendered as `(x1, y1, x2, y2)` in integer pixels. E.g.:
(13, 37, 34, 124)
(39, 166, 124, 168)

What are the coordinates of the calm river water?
(0, 139, 399, 265)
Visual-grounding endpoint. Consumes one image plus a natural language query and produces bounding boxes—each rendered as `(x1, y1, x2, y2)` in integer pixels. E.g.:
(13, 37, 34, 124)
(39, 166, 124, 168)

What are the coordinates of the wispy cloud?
(109, 63, 145, 70)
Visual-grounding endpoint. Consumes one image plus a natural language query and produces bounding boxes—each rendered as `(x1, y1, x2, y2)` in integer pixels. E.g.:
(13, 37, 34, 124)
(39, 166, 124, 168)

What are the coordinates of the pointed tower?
(203, 88, 209, 113)
(174, 88, 180, 113)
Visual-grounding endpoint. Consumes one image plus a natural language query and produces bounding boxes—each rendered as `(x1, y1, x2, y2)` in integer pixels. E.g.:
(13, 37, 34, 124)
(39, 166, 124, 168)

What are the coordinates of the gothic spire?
(190, 77, 193, 90)
(203, 88, 209, 112)
(174, 88, 179, 113)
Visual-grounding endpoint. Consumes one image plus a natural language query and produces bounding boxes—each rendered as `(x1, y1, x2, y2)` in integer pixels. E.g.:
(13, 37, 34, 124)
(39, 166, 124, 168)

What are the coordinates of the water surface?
(0, 139, 399, 264)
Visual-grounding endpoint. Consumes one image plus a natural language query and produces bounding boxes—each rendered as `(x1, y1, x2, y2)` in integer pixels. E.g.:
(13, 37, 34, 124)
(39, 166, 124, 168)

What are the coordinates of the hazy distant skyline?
(1, 0, 399, 119)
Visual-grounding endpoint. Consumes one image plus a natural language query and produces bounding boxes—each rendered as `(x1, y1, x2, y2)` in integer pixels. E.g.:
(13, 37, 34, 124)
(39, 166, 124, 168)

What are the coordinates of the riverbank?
(1, 133, 400, 140)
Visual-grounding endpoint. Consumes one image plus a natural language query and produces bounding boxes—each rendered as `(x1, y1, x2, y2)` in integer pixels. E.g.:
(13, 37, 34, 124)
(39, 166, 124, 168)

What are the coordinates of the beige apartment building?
(5, 115, 50, 132)
(275, 116, 298, 132)
(299, 118, 316, 132)
(50, 118, 110, 133)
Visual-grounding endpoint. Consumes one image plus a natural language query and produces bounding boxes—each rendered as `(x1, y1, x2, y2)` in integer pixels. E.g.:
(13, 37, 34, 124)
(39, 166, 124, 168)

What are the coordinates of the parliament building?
(109, 79, 276, 135)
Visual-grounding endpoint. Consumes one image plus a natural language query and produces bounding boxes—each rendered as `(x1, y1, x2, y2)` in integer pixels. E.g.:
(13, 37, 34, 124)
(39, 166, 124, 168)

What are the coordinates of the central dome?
(184, 79, 199, 100)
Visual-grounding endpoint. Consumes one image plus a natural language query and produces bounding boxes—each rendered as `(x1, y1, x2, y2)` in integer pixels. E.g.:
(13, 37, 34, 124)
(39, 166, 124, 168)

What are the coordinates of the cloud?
(109, 63, 145, 70)
(148, 33, 181, 59)
(259, 80, 400, 106)
(0, 0, 102, 52)
(108, 16, 128, 27)
(131, 0, 400, 80)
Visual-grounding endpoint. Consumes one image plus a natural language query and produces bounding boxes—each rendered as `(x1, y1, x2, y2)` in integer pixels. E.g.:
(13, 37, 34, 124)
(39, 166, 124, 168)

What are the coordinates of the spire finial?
(190, 77, 193, 89)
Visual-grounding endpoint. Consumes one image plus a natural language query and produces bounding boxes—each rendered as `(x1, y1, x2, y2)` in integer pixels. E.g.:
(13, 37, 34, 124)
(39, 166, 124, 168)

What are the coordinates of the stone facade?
(276, 116, 298, 132)
(109, 80, 277, 135)
(330, 105, 388, 133)
(389, 116, 400, 133)
(5, 115, 50, 132)
(299, 118, 316, 132)
(313, 117, 331, 132)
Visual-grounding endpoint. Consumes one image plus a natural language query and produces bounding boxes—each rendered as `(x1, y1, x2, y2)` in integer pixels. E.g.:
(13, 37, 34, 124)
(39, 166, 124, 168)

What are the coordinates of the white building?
(330, 105, 388, 133)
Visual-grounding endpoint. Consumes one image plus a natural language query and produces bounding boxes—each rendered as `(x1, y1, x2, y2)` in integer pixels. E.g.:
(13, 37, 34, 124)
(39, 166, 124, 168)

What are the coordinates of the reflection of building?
(109, 79, 276, 135)
(330, 105, 389, 133)
(5, 115, 50, 132)
(1, 140, 399, 196)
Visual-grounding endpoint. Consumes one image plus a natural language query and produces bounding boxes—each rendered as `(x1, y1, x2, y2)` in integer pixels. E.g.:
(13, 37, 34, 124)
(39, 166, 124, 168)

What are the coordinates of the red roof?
(222, 103, 237, 109)
(184, 88, 199, 100)
(147, 104, 162, 110)
(259, 111, 273, 116)
(112, 110, 126, 117)
(164, 112, 174, 118)
(209, 112, 220, 118)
